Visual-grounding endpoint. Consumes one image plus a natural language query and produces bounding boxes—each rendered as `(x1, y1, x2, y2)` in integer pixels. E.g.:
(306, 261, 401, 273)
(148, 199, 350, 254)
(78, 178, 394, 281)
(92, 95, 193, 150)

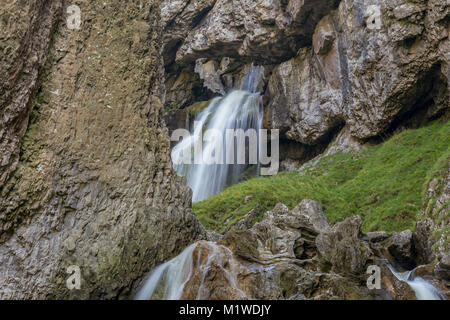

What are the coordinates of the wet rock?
(388, 230, 416, 269)
(435, 254, 450, 281)
(412, 264, 436, 279)
(181, 241, 248, 300)
(194, 59, 226, 95)
(375, 262, 417, 300)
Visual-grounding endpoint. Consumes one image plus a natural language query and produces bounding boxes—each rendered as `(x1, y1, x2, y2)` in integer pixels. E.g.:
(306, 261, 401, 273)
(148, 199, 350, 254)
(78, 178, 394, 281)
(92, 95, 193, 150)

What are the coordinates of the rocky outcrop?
(161, 0, 217, 69)
(0, 1, 204, 299)
(164, 201, 426, 300)
(171, 0, 341, 66)
(266, 0, 449, 145)
(161, 0, 341, 112)
(316, 216, 373, 275)
(266, 47, 343, 144)
(414, 159, 449, 266)
(162, 0, 448, 168)
(388, 230, 416, 269)
(435, 254, 450, 281)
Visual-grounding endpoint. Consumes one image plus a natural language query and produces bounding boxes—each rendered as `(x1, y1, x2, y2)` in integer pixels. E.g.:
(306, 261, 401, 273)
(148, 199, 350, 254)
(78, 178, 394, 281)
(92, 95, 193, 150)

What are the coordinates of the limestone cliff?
(163, 0, 448, 159)
(0, 1, 204, 299)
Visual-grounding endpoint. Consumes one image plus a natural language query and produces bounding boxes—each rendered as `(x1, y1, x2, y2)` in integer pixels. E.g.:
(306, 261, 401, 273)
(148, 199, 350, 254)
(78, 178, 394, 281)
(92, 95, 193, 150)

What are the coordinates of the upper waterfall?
(171, 64, 265, 202)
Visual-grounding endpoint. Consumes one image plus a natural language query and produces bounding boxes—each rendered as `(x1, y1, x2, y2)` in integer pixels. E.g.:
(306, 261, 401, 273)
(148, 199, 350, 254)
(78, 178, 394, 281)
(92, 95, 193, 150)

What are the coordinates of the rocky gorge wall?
(0, 1, 204, 299)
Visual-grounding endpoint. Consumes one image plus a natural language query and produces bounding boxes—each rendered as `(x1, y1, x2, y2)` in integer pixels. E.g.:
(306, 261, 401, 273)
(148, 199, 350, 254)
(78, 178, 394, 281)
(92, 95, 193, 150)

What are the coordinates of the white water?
(135, 241, 246, 300)
(387, 264, 445, 300)
(171, 65, 264, 202)
(135, 243, 197, 300)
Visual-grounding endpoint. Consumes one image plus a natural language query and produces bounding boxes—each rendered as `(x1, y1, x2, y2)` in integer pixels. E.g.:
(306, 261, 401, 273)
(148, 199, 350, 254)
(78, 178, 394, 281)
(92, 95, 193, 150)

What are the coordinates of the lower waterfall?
(135, 241, 246, 300)
(386, 263, 445, 300)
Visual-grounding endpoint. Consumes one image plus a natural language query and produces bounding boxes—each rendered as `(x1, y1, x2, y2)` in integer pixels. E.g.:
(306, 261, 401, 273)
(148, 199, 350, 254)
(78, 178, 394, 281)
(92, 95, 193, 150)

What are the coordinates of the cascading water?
(135, 244, 197, 300)
(135, 241, 246, 300)
(386, 263, 445, 300)
(171, 65, 265, 202)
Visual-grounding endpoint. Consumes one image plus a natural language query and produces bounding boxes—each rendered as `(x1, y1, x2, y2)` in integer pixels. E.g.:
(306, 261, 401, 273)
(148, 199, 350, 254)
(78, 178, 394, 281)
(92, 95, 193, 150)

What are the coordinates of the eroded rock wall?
(0, 0, 63, 186)
(267, 0, 449, 145)
(0, 1, 204, 299)
(163, 0, 449, 157)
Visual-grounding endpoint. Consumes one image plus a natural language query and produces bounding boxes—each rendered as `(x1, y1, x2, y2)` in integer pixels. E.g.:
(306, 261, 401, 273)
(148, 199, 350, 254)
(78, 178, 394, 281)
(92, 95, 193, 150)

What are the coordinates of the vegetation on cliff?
(194, 120, 450, 234)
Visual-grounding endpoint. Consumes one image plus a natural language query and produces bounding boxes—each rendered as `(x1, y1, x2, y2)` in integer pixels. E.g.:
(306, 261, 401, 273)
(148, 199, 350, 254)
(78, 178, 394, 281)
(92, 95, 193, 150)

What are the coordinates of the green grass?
(193, 120, 450, 234)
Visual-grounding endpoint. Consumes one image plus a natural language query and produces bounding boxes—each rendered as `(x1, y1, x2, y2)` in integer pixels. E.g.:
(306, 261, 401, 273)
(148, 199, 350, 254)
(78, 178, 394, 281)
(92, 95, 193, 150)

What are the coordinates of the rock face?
(435, 254, 450, 281)
(171, 201, 421, 300)
(266, 0, 449, 144)
(0, 1, 62, 186)
(169, 0, 341, 66)
(162, 0, 449, 165)
(414, 163, 450, 265)
(0, 0, 204, 299)
(266, 47, 343, 144)
(161, 0, 342, 111)
(388, 230, 416, 269)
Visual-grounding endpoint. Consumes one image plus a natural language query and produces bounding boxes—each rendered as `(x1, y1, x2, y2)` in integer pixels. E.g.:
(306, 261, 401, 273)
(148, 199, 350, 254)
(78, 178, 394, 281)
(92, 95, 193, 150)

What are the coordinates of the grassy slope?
(193, 120, 450, 234)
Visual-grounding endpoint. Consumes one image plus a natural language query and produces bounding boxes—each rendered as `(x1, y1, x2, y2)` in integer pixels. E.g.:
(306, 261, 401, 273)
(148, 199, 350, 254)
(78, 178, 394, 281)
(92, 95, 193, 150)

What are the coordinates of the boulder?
(388, 230, 416, 269)
(316, 216, 372, 275)
(291, 199, 330, 233)
(161, 0, 217, 68)
(217, 202, 370, 299)
(435, 254, 450, 281)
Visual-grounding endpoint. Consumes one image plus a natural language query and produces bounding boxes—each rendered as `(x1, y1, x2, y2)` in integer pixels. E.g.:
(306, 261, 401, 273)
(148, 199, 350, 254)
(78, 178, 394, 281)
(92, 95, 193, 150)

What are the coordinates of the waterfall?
(386, 264, 445, 300)
(171, 64, 264, 202)
(135, 241, 246, 300)
(135, 243, 197, 300)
